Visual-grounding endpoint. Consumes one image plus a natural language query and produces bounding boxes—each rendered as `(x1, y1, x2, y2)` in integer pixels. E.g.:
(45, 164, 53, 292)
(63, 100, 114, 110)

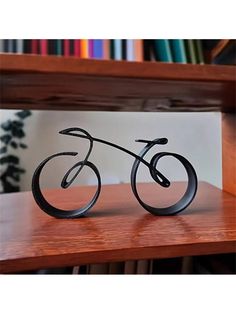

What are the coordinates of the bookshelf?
(0, 54, 235, 112)
(0, 53, 235, 273)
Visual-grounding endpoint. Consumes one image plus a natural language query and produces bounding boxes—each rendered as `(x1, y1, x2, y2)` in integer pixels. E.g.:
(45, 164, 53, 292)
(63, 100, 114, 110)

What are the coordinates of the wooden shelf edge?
(1, 53, 236, 82)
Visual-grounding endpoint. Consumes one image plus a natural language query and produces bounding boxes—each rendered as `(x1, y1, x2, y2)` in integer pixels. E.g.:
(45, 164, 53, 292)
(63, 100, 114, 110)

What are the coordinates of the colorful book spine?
(17, 39, 23, 54)
(103, 39, 110, 59)
(170, 39, 187, 63)
(56, 40, 63, 56)
(31, 40, 39, 54)
(89, 40, 93, 58)
(74, 39, 80, 57)
(110, 40, 115, 59)
(8, 40, 14, 53)
(134, 39, 143, 61)
(122, 39, 126, 60)
(23, 40, 31, 54)
(0, 40, 3, 52)
(63, 40, 70, 57)
(93, 40, 103, 59)
(81, 39, 89, 58)
(40, 40, 47, 55)
(102, 39, 111, 60)
(126, 40, 135, 61)
(154, 40, 173, 62)
(185, 40, 197, 64)
(195, 40, 204, 64)
(114, 39, 122, 60)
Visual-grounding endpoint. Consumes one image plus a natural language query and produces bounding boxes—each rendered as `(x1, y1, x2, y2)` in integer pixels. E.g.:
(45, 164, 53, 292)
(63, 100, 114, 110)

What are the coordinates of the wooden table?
(0, 182, 236, 273)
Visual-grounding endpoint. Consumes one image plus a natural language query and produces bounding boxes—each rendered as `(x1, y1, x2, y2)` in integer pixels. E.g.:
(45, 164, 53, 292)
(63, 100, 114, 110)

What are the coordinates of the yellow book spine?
(80, 39, 89, 58)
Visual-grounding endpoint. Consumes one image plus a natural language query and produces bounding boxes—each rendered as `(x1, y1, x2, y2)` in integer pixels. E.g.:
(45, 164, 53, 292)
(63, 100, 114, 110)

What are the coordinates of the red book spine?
(64, 39, 70, 57)
(89, 40, 93, 58)
(32, 40, 39, 54)
(40, 40, 47, 55)
(74, 39, 81, 57)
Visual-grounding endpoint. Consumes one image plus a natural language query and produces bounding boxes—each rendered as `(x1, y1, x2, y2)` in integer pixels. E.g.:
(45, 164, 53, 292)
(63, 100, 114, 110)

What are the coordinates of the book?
(56, 40, 63, 56)
(23, 40, 31, 54)
(126, 40, 135, 61)
(31, 40, 39, 54)
(40, 40, 47, 55)
(81, 39, 89, 58)
(3, 40, 9, 52)
(185, 40, 197, 64)
(143, 40, 156, 61)
(48, 39, 56, 55)
(103, 39, 110, 59)
(74, 39, 80, 57)
(170, 39, 187, 63)
(89, 40, 93, 58)
(134, 39, 143, 61)
(110, 39, 115, 59)
(122, 39, 126, 60)
(16, 39, 23, 54)
(114, 39, 122, 60)
(93, 40, 103, 59)
(64, 39, 70, 57)
(154, 39, 173, 62)
(0, 40, 3, 53)
(72, 266, 80, 274)
(136, 260, 150, 274)
(12, 40, 17, 53)
(195, 40, 204, 64)
(124, 260, 137, 274)
(8, 40, 14, 53)
(88, 263, 109, 274)
(108, 262, 124, 274)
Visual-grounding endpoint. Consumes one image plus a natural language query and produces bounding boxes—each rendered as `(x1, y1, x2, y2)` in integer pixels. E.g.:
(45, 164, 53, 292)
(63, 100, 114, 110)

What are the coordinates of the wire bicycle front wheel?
(131, 151, 198, 215)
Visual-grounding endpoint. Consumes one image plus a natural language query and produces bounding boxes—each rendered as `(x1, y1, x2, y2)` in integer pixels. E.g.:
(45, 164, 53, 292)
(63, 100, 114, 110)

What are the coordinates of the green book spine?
(195, 40, 204, 64)
(185, 40, 197, 64)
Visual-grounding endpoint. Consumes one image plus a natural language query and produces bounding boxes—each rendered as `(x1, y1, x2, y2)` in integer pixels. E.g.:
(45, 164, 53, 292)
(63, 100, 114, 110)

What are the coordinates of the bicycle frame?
(32, 127, 198, 218)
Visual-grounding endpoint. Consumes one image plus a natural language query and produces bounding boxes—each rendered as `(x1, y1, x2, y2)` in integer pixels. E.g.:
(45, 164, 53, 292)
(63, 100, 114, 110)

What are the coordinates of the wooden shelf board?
(0, 181, 236, 273)
(1, 54, 235, 112)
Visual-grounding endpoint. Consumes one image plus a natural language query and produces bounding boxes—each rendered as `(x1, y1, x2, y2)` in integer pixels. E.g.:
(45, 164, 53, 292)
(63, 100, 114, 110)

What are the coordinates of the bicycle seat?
(135, 138, 168, 145)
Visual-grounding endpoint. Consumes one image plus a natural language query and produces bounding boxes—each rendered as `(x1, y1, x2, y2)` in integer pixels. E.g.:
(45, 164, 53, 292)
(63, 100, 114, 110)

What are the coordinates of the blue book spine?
(170, 39, 187, 63)
(93, 40, 103, 59)
(154, 40, 172, 62)
(114, 39, 122, 60)
(17, 39, 23, 54)
(126, 40, 135, 61)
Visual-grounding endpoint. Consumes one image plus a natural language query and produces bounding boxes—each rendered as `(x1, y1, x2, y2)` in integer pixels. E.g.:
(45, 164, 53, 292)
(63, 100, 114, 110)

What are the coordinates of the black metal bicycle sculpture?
(32, 127, 198, 218)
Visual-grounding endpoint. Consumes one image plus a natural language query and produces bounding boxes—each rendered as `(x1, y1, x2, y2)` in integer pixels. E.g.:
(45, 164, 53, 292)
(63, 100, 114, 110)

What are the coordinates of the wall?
(0, 110, 222, 191)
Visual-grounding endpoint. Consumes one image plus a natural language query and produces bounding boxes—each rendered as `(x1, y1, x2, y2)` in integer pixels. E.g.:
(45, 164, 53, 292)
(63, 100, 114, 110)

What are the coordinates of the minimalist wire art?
(32, 128, 198, 218)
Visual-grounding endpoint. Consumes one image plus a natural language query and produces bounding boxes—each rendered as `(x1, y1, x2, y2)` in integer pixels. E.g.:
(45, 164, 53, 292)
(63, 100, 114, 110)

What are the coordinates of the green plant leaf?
(0, 155, 19, 165)
(0, 134, 12, 144)
(15, 110, 32, 120)
(0, 146, 7, 154)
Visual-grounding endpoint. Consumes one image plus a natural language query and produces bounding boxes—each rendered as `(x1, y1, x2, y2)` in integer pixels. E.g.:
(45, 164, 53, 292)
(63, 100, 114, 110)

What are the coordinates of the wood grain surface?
(1, 54, 235, 112)
(0, 182, 236, 273)
(222, 114, 236, 196)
